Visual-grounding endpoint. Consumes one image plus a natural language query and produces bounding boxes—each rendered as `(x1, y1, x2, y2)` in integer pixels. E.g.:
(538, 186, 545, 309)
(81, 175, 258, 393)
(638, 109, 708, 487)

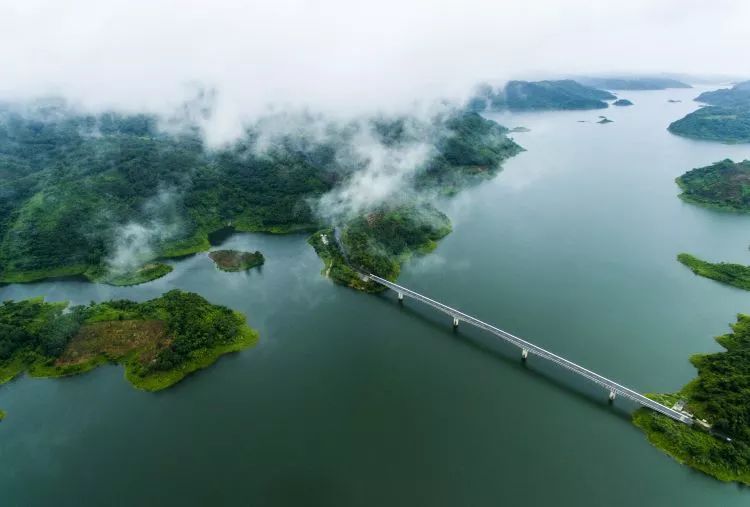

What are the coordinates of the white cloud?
(0, 0, 748, 143)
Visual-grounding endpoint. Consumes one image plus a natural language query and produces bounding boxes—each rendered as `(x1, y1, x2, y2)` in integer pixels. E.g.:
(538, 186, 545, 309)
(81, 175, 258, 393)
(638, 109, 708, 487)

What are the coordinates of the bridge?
(363, 272, 693, 425)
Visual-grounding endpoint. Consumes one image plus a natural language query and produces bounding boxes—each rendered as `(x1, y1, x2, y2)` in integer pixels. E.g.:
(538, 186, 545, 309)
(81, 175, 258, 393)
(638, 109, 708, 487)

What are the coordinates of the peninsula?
(634, 314, 750, 484)
(669, 82, 750, 143)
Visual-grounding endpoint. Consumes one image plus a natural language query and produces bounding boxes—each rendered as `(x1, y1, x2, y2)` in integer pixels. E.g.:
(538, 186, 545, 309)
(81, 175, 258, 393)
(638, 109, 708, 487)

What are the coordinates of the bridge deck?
(365, 273, 692, 425)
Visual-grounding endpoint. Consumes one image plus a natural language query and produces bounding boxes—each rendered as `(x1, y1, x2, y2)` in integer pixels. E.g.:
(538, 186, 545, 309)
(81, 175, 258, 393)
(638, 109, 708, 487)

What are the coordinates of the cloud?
(1, 0, 748, 145)
(106, 188, 183, 273)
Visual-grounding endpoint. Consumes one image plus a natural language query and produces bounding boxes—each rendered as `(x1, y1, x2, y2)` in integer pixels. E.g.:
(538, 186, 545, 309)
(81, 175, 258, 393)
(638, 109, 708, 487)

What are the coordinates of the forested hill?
(676, 159, 750, 211)
(695, 81, 750, 107)
(467, 79, 615, 112)
(668, 83, 750, 143)
(0, 101, 521, 285)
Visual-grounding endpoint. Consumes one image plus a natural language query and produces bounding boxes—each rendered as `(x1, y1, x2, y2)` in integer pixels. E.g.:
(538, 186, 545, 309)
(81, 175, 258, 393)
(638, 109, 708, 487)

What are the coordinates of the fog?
(2, 0, 749, 143)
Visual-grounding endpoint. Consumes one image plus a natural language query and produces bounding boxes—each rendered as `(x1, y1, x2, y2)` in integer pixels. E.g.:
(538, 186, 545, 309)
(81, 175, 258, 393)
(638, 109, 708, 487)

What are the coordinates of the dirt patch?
(57, 320, 171, 367)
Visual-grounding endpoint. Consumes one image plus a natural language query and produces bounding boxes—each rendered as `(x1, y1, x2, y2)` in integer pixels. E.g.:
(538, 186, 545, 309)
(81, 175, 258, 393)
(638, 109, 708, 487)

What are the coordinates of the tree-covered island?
(676, 159, 750, 211)
(0, 290, 258, 392)
(208, 250, 264, 272)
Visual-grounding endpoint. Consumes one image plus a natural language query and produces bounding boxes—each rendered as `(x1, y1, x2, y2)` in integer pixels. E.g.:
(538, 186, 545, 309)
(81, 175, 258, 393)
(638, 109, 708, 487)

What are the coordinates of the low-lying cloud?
(2, 0, 749, 146)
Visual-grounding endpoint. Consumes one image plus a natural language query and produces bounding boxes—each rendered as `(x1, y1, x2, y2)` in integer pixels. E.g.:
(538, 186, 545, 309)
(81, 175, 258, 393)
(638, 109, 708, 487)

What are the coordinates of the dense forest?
(676, 159, 750, 211)
(668, 82, 750, 143)
(467, 80, 615, 112)
(0, 100, 520, 288)
(634, 313, 750, 484)
(0, 290, 257, 391)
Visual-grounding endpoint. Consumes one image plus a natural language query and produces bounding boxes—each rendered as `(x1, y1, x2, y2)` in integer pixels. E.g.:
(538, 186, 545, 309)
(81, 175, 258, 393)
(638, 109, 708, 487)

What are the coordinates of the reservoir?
(2, 87, 750, 506)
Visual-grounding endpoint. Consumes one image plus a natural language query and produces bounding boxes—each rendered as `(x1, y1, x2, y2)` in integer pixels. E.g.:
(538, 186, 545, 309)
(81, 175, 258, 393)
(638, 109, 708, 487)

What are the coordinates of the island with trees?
(612, 99, 633, 106)
(668, 82, 750, 143)
(467, 80, 615, 112)
(0, 290, 258, 392)
(209, 250, 264, 272)
(676, 159, 750, 211)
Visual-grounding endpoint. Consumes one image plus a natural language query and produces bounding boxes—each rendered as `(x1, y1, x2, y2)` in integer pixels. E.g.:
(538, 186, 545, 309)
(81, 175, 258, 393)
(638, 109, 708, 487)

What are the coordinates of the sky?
(1, 0, 749, 140)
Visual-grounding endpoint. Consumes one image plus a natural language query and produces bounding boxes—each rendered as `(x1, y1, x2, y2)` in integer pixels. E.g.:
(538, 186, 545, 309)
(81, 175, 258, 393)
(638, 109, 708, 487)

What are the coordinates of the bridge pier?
(521, 348, 529, 361)
(609, 390, 616, 402)
(452, 317, 459, 328)
(397, 292, 404, 302)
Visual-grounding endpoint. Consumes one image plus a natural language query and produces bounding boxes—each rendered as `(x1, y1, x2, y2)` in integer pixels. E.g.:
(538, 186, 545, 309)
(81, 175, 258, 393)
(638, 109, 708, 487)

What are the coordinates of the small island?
(634, 313, 750, 484)
(668, 99, 682, 103)
(0, 290, 258, 394)
(612, 99, 633, 106)
(676, 159, 750, 211)
(597, 117, 614, 124)
(509, 126, 531, 133)
(208, 250, 264, 272)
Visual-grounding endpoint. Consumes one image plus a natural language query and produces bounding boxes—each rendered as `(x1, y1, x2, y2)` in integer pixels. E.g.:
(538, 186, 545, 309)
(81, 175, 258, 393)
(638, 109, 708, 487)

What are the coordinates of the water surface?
(3, 87, 750, 506)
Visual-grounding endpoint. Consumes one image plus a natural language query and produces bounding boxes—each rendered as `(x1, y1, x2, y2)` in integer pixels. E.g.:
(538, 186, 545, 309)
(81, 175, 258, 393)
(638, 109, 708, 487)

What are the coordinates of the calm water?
(3, 87, 750, 506)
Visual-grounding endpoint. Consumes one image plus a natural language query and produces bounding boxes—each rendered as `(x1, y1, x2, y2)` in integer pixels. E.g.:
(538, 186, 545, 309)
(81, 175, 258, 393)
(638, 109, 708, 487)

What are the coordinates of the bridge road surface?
(364, 272, 693, 425)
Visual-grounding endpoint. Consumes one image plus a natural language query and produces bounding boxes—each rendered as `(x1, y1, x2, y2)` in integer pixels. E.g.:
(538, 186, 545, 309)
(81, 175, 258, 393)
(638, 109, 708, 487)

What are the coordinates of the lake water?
(3, 87, 750, 506)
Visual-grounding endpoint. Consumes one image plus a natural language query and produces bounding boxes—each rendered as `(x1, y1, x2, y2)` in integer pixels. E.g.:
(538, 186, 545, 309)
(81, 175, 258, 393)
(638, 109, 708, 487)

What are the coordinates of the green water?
(2, 87, 750, 506)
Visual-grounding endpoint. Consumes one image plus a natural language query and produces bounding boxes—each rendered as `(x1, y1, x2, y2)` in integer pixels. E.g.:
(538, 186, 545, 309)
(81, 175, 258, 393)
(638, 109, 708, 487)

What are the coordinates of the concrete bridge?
(363, 272, 693, 425)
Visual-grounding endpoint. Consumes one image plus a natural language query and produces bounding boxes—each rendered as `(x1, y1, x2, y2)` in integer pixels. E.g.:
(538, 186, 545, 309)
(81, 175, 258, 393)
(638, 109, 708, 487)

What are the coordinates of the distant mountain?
(695, 81, 750, 107)
(468, 80, 615, 112)
(578, 77, 691, 90)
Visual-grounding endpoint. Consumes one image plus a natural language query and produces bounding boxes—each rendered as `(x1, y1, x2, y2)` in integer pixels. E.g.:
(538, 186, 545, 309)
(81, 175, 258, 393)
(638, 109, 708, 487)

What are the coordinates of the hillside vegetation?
(0, 101, 520, 288)
(0, 290, 258, 391)
(634, 314, 750, 484)
(669, 82, 750, 143)
(676, 159, 750, 211)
